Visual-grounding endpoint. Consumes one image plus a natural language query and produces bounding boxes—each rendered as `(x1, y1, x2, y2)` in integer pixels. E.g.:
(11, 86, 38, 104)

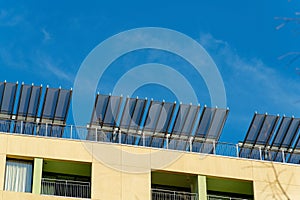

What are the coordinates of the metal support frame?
(148, 100, 164, 147)
(95, 127, 97, 142)
(273, 118, 299, 161)
(259, 147, 262, 160)
(170, 104, 200, 150)
(248, 114, 267, 159)
(199, 107, 217, 154)
(20, 121, 23, 134)
(14, 84, 42, 134)
(286, 124, 300, 163)
(214, 108, 230, 142)
(189, 137, 193, 152)
(282, 150, 285, 163)
(0, 81, 6, 111)
(142, 131, 145, 146)
(239, 113, 266, 158)
(239, 113, 258, 157)
(70, 125, 73, 139)
(213, 140, 216, 155)
(119, 97, 137, 144)
(262, 115, 280, 150)
(45, 88, 60, 137)
(119, 97, 147, 144)
(143, 100, 175, 148)
(45, 123, 48, 136)
(104, 95, 123, 141)
(99, 94, 110, 128)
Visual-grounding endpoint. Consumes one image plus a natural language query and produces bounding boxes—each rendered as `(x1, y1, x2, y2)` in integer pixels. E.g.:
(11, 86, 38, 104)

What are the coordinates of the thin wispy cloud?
(0, 46, 27, 69)
(41, 28, 51, 42)
(35, 53, 74, 84)
(199, 33, 300, 114)
(0, 9, 24, 27)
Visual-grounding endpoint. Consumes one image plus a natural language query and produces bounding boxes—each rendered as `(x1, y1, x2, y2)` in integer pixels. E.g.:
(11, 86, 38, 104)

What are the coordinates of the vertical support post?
(282, 150, 285, 163)
(213, 140, 216, 155)
(95, 127, 97, 142)
(35, 121, 39, 136)
(65, 180, 67, 196)
(32, 158, 43, 194)
(166, 134, 169, 149)
(70, 125, 73, 139)
(189, 137, 193, 152)
(119, 130, 121, 144)
(198, 175, 207, 200)
(45, 123, 48, 136)
(236, 144, 239, 157)
(20, 121, 23, 134)
(142, 131, 145, 146)
(259, 147, 262, 160)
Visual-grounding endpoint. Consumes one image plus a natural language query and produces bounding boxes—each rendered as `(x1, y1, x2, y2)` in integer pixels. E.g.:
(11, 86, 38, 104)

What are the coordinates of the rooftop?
(0, 80, 300, 165)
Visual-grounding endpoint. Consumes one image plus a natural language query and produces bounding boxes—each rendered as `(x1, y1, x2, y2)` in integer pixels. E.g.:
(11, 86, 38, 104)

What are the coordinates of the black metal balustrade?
(41, 178, 91, 198)
(151, 188, 198, 200)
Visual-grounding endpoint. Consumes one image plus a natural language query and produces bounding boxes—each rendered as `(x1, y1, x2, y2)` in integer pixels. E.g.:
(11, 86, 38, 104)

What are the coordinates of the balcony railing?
(0, 118, 298, 165)
(207, 194, 250, 200)
(151, 188, 198, 200)
(41, 178, 91, 198)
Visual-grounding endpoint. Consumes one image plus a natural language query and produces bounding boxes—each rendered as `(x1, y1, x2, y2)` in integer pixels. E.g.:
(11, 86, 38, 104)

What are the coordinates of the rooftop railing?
(0, 118, 298, 164)
(151, 188, 198, 200)
(41, 178, 91, 198)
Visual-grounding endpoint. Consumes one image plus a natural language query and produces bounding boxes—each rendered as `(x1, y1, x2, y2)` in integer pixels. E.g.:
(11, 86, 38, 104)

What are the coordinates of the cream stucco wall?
(0, 132, 300, 200)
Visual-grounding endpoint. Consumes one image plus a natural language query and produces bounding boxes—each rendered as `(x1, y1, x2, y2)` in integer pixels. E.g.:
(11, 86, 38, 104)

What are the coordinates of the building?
(0, 81, 300, 200)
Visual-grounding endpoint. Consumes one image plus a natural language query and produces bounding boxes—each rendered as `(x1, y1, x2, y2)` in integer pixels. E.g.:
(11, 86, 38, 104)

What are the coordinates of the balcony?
(151, 188, 198, 200)
(41, 178, 91, 198)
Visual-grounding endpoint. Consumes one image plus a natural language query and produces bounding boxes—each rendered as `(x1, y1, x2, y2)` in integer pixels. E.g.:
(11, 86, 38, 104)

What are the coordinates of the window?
(4, 159, 33, 193)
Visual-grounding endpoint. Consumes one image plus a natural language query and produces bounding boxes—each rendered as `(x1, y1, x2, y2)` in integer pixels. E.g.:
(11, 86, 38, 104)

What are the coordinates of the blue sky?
(1, 0, 300, 143)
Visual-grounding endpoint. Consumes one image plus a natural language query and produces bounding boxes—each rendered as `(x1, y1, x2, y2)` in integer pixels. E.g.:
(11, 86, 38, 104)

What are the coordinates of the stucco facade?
(0, 132, 300, 199)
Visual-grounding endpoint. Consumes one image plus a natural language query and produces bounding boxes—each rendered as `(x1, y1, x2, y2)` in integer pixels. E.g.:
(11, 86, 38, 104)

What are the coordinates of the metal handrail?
(152, 188, 198, 195)
(0, 118, 295, 164)
(42, 178, 91, 185)
(41, 178, 91, 198)
(151, 188, 198, 200)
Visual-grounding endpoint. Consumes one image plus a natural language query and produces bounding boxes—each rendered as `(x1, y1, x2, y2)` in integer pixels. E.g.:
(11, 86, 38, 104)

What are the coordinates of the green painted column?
(32, 158, 43, 194)
(198, 175, 207, 200)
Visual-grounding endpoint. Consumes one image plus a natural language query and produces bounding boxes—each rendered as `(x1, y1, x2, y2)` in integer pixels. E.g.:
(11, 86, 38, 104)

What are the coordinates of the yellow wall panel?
(92, 163, 122, 199)
(0, 155, 5, 193)
(6, 134, 93, 162)
(1, 133, 300, 200)
(121, 171, 150, 200)
(0, 134, 7, 154)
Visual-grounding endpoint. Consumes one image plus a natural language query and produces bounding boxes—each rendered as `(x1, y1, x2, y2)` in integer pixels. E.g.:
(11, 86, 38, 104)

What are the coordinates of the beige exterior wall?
(0, 132, 300, 199)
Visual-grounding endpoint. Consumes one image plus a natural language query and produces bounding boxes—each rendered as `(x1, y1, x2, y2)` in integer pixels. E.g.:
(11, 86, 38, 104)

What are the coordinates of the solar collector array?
(119, 98, 147, 144)
(240, 113, 300, 164)
(14, 84, 42, 134)
(39, 87, 72, 137)
(168, 104, 200, 150)
(89, 94, 229, 152)
(0, 81, 72, 137)
(192, 107, 229, 153)
(0, 82, 18, 117)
